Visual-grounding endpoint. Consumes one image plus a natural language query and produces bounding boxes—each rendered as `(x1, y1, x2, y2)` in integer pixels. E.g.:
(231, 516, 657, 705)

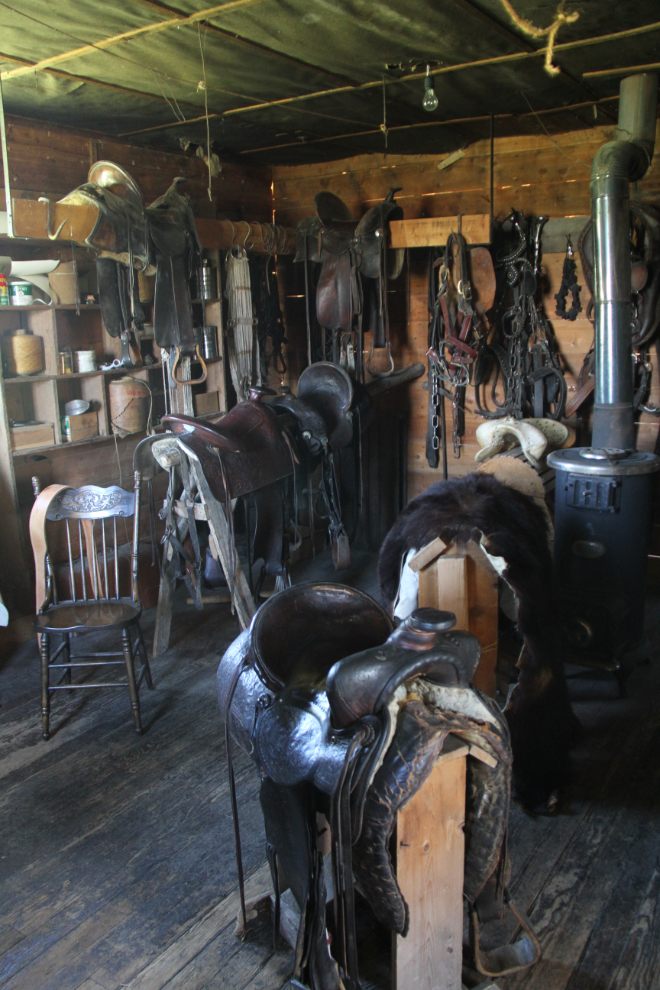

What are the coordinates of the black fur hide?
(378, 472, 580, 812)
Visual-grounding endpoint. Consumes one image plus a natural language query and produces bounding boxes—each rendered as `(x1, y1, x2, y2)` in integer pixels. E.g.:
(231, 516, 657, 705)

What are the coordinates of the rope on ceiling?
(496, 0, 580, 76)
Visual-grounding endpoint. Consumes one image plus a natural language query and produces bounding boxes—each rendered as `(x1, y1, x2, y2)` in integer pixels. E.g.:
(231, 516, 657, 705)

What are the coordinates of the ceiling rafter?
(117, 19, 659, 139)
(0, 0, 272, 81)
(238, 95, 620, 156)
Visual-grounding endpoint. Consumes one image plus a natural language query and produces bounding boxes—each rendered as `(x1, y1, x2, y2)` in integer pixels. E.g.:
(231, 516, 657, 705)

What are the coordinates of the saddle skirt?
(218, 584, 539, 990)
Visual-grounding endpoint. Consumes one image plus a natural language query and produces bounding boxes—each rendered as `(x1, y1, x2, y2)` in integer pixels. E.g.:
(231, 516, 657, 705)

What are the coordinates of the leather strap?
(29, 484, 70, 613)
(565, 376, 594, 417)
(470, 890, 541, 978)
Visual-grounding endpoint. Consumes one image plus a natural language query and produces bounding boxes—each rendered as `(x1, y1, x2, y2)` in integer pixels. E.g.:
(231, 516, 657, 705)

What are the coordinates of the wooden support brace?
(411, 538, 499, 697)
(394, 739, 468, 990)
(177, 441, 255, 630)
(389, 214, 491, 248)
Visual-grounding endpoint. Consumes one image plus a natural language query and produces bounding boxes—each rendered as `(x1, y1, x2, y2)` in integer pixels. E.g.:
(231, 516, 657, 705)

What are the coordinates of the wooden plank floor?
(1, 565, 660, 990)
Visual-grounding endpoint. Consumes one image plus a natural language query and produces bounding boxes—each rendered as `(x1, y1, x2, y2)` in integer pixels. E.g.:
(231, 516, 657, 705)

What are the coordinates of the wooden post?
(411, 540, 498, 697)
(394, 740, 468, 990)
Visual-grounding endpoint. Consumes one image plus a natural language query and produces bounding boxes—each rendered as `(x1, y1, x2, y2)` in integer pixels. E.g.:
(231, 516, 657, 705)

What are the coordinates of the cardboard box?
(63, 410, 98, 442)
(194, 390, 220, 416)
(10, 422, 54, 451)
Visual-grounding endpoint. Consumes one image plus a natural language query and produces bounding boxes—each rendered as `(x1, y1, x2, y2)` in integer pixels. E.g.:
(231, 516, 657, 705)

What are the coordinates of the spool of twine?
(138, 271, 155, 303)
(4, 332, 44, 376)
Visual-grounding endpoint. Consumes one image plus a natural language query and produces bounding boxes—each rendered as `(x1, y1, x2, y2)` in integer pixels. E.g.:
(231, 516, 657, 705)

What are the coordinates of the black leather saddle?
(218, 584, 540, 990)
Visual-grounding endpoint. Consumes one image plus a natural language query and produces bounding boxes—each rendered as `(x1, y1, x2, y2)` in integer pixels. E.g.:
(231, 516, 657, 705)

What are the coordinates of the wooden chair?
(30, 470, 154, 740)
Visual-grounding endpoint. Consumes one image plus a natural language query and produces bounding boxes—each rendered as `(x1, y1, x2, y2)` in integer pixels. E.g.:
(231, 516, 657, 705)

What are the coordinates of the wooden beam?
(238, 95, 620, 156)
(390, 215, 491, 248)
(584, 62, 660, 78)
(0, 0, 273, 81)
(11, 199, 297, 255)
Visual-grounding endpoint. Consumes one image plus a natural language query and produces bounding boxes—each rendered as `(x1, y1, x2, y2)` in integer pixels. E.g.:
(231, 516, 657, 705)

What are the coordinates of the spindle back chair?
(30, 470, 153, 740)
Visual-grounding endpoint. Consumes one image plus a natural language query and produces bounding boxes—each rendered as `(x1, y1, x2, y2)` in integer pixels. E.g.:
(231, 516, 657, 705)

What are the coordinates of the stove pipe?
(591, 73, 658, 449)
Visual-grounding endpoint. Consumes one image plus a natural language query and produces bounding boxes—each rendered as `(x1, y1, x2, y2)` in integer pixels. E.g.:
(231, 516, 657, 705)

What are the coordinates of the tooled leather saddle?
(218, 583, 540, 990)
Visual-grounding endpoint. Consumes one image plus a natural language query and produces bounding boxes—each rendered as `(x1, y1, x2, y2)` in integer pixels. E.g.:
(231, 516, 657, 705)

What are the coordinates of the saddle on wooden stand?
(59, 161, 205, 385)
(295, 188, 404, 379)
(218, 583, 540, 990)
(150, 364, 372, 632)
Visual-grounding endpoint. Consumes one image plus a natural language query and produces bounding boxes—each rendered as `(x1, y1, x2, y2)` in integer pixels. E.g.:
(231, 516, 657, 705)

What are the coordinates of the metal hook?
(38, 197, 67, 240)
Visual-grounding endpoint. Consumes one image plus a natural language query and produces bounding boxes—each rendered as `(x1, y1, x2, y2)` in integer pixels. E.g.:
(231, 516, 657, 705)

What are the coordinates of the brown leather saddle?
(295, 188, 404, 377)
(218, 584, 540, 990)
(163, 387, 292, 502)
(161, 365, 370, 591)
(59, 162, 205, 384)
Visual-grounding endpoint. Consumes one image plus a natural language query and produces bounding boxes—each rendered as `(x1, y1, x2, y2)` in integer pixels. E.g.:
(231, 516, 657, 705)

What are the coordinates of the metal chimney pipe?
(590, 73, 658, 449)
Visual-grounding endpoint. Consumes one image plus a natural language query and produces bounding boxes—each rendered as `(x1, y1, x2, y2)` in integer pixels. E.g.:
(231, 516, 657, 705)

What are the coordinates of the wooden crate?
(10, 422, 54, 451)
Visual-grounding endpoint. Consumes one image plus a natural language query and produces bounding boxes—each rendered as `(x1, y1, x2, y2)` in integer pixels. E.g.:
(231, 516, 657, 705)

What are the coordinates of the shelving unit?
(0, 273, 228, 606)
(0, 291, 227, 451)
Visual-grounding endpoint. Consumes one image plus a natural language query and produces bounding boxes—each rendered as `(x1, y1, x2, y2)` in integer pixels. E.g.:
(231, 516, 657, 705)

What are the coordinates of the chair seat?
(34, 599, 142, 633)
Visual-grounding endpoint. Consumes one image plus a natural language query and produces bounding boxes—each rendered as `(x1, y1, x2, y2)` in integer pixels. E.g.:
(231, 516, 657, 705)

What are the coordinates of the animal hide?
(378, 472, 580, 812)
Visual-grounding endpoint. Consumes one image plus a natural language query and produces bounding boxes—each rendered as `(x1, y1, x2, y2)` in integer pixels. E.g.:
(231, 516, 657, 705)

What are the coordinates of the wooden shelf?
(4, 364, 163, 384)
(0, 304, 101, 311)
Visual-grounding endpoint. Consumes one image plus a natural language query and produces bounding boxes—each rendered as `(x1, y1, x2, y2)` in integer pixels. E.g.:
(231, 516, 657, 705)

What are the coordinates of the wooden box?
(63, 410, 98, 442)
(10, 422, 54, 451)
(194, 390, 220, 416)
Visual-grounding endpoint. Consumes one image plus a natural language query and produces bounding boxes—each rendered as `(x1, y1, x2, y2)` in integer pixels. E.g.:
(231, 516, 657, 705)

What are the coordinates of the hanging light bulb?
(422, 64, 438, 112)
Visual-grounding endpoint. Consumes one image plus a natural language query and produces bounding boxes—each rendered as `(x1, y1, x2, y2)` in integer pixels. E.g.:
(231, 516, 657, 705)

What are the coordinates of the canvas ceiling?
(0, 0, 659, 165)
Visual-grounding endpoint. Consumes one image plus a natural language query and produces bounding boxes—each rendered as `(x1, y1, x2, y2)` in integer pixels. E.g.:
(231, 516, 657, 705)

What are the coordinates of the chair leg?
(62, 633, 73, 692)
(39, 632, 51, 740)
(121, 627, 143, 734)
(135, 626, 154, 690)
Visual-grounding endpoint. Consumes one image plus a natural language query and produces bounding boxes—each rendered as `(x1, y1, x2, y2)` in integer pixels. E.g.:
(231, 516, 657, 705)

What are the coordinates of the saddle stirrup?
(170, 346, 208, 386)
(366, 338, 394, 378)
(470, 891, 541, 978)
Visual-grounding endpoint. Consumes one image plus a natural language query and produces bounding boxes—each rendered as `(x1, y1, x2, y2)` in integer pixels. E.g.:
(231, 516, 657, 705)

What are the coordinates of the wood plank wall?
(273, 123, 660, 501)
(0, 115, 272, 224)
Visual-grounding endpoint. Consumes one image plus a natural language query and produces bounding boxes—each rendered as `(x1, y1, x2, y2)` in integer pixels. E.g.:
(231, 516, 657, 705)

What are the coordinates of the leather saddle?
(295, 188, 404, 375)
(59, 162, 205, 383)
(163, 386, 292, 502)
(267, 361, 357, 454)
(218, 584, 540, 990)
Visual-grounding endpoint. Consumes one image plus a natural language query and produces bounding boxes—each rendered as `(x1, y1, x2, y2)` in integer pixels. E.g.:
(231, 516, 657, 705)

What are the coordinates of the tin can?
(75, 349, 97, 373)
(0, 274, 9, 306)
(197, 262, 217, 300)
(10, 281, 33, 306)
(202, 325, 218, 360)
